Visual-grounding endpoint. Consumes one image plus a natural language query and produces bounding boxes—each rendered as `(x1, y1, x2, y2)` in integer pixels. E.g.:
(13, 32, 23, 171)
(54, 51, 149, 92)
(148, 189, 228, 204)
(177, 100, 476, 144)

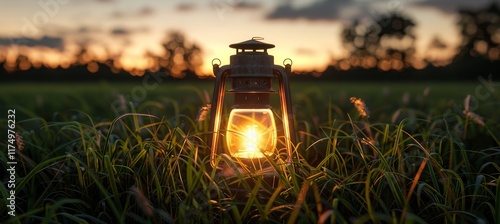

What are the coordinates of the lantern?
(208, 37, 295, 174)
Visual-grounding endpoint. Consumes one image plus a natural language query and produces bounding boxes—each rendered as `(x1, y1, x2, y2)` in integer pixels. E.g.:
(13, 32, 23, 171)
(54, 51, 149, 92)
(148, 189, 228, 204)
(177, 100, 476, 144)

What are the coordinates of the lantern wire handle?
(283, 58, 293, 66)
(212, 58, 221, 66)
(252, 37, 264, 41)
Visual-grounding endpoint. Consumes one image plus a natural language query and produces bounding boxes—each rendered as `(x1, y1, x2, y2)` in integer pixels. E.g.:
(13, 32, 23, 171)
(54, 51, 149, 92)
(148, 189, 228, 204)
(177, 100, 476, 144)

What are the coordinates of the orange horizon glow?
(0, 0, 489, 76)
(1, 41, 335, 75)
(0, 33, 459, 76)
(0, 4, 465, 76)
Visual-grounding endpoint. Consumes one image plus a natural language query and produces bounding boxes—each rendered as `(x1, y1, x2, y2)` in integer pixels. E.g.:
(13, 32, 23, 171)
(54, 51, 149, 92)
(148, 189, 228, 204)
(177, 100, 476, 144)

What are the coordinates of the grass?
(1, 81, 499, 223)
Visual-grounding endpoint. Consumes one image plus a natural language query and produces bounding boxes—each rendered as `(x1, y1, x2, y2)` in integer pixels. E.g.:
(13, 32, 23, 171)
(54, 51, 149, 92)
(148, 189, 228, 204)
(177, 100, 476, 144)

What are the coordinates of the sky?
(0, 0, 498, 75)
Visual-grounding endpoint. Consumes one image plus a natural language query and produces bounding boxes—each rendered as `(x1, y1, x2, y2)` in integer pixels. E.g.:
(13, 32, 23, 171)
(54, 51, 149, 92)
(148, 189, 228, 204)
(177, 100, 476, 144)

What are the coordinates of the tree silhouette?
(0, 30, 206, 80)
(455, 3, 500, 61)
(341, 19, 379, 69)
(341, 11, 417, 71)
(376, 12, 416, 70)
(155, 31, 203, 78)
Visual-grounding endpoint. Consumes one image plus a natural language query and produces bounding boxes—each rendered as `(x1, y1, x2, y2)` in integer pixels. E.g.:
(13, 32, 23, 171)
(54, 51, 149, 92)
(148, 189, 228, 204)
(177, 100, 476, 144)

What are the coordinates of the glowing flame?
(235, 125, 265, 158)
(244, 125, 259, 152)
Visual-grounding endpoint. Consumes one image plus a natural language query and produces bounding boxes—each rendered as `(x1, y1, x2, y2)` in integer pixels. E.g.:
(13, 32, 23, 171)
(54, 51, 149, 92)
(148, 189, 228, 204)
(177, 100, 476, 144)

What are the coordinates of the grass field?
(1, 80, 499, 223)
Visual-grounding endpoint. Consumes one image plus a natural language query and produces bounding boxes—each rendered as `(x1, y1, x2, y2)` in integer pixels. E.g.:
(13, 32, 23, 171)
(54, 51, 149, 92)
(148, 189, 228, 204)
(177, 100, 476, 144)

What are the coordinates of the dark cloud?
(266, 0, 499, 21)
(266, 0, 355, 21)
(0, 36, 64, 50)
(232, 2, 261, 10)
(110, 27, 149, 36)
(111, 28, 130, 35)
(413, 0, 498, 13)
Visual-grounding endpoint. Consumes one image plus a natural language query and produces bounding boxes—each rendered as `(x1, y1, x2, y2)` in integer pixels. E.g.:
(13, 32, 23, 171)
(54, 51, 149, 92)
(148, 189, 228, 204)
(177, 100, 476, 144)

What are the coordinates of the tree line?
(0, 31, 204, 82)
(1, 3, 499, 82)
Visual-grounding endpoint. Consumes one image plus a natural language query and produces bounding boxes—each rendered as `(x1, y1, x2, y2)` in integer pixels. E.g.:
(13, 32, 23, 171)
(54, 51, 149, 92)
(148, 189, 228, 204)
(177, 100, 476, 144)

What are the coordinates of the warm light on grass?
(0, 82, 498, 223)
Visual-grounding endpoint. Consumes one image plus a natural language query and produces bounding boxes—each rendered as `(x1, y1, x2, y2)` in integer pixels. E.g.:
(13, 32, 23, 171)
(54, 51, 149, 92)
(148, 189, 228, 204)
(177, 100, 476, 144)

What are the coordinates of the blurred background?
(0, 0, 499, 81)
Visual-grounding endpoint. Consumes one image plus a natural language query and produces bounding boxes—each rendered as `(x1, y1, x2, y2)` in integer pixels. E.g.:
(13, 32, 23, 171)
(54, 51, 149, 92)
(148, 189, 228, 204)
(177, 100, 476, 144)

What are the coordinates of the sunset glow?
(0, 0, 495, 75)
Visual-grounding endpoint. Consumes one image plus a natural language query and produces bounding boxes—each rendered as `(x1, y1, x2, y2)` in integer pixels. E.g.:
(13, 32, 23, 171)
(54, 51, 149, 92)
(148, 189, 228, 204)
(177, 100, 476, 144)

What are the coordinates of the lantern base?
(216, 158, 276, 176)
(213, 164, 279, 219)
(215, 159, 279, 191)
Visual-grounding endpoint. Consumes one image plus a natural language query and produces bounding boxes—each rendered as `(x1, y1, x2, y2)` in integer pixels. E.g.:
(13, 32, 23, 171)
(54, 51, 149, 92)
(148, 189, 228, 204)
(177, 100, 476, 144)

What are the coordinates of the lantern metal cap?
(229, 37, 275, 50)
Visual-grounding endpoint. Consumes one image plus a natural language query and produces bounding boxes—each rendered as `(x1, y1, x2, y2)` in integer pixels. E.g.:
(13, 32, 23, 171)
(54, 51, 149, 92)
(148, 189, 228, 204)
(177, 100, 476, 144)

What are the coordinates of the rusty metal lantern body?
(209, 38, 295, 171)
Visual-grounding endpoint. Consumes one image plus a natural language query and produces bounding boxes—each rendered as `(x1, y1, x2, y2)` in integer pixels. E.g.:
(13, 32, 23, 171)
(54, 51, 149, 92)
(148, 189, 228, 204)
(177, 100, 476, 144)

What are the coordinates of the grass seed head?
(350, 97, 370, 118)
(463, 110, 485, 126)
(196, 104, 211, 122)
(118, 94, 128, 113)
(391, 110, 401, 123)
(16, 132, 24, 151)
(463, 94, 485, 126)
(464, 94, 471, 112)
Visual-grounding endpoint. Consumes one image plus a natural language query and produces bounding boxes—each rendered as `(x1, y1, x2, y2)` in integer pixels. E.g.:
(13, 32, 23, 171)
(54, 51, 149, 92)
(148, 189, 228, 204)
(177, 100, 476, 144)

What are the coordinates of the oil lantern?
(208, 37, 295, 174)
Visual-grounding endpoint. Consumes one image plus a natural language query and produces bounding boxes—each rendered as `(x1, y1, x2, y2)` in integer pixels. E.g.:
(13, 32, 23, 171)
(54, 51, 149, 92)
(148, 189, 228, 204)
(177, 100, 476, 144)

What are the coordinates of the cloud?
(111, 28, 130, 35)
(266, 0, 359, 21)
(413, 0, 497, 13)
(112, 6, 155, 19)
(110, 27, 149, 36)
(232, 2, 261, 10)
(0, 36, 64, 50)
(295, 48, 316, 56)
(137, 6, 154, 17)
(266, 0, 492, 21)
(77, 26, 102, 34)
(177, 3, 197, 12)
(179, 1, 261, 13)
(111, 10, 125, 18)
